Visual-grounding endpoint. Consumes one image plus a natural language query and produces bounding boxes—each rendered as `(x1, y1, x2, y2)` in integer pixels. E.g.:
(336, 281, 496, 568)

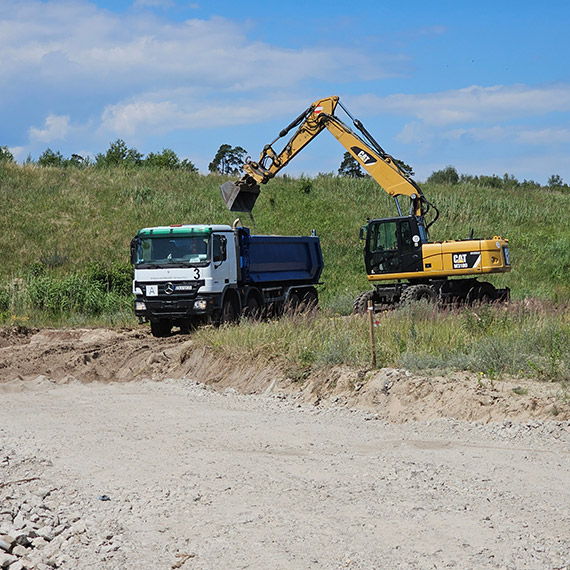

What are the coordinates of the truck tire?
(286, 292, 301, 313)
(150, 319, 172, 337)
(243, 293, 263, 320)
(400, 284, 437, 306)
(219, 297, 238, 325)
(353, 290, 375, 315)
(302, 288, 318, 310)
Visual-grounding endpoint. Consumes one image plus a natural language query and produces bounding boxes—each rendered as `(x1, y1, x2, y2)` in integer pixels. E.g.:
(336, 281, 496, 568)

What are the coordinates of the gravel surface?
(1, 377, 569, 569)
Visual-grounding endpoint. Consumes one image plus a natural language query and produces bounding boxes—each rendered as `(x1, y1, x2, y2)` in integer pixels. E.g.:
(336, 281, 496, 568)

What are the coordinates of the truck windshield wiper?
(136, 263, 165, 269)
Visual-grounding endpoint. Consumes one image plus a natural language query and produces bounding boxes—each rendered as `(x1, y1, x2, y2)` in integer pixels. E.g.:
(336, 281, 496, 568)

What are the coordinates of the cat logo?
(452, 252, 481, 270)
(351, 146, 377, 166)
(453, 253, 468, 268)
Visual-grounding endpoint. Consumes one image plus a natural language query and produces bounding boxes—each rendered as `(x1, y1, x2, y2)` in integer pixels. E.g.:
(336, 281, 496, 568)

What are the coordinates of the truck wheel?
(220, 297, 238, 325)
(400, 284, 437, 306)
(353, 291, 375, 315)
(150, 319, 172, 337)
(243, 294, 262, 320)
(286, 292, 301, 313)
(302, 289, 318, 310)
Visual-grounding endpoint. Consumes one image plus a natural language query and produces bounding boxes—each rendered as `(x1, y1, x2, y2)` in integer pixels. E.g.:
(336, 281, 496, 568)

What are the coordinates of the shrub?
(427, 166, 459, 185)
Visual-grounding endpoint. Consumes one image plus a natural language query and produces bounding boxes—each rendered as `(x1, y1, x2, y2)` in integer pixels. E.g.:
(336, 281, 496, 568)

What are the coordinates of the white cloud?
(403, 124, 570, 147)
(99, 90, 312, 136)
(29, 115, 71, 143)
(8, 146, 27, 161)
(515, 127, 570, 145)
(0, 3, 394, 94)
(355, 84, 570, 126)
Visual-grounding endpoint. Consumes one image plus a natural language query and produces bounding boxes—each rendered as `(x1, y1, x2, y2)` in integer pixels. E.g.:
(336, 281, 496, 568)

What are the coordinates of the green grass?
(192, 300, 570, 383)
(1, 162, 570, 381)
(2, 163, 569, 305)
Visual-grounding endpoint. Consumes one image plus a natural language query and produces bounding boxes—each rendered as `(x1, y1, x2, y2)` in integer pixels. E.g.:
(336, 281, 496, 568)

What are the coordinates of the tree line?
(0, 140, 247, 174)
(1, 142, 567, 191)
(338, 152, 568, 191)
(0, 140, 199, 171)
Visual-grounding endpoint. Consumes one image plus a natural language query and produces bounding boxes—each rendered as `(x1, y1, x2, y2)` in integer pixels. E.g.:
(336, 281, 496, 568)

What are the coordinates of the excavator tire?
(353, 290, 375, 315)
(400, 284, 438, 306)
(467, 282, 497, 305)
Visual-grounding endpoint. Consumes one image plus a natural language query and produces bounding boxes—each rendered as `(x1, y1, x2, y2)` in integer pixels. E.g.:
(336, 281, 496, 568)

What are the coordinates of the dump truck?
(220, 95, 511, 310)
(131, 222, 323, 336)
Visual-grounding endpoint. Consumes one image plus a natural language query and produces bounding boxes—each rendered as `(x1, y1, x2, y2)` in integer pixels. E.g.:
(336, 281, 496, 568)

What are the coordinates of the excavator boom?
(220, 96, 432, 221)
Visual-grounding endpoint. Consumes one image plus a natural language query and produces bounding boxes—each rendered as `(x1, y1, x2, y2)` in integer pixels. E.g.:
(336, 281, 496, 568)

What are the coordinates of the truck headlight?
(193, 299, 207, 311)
(135, 301, 146, 311)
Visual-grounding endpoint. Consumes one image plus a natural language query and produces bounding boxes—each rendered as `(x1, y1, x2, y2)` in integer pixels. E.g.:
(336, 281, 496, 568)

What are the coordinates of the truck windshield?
(135, 235, 210, 267)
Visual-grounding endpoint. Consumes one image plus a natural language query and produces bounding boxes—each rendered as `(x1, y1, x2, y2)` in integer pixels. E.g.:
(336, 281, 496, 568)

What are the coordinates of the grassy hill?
(1, 162, 569, 307)
(1, 163, 569, 381)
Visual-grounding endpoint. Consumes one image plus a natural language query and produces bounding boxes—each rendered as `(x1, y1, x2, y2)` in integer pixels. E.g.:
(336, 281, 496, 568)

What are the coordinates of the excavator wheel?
(400, 284, 438, 306)
(353, 290, 375, 315)
(467, 282, 497, 305)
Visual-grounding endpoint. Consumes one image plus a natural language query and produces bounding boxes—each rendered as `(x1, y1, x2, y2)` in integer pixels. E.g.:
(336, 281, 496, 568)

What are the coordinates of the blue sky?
(2, 0, 570, 183)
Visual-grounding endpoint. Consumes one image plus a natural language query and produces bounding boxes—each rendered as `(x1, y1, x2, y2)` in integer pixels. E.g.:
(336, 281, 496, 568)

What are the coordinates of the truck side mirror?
(359, 226, 367, 240)
(130, 237, 138, 265)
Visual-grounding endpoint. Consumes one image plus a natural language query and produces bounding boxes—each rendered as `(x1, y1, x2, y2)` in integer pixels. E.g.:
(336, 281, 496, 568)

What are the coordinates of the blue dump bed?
(238, 228, 324, 285)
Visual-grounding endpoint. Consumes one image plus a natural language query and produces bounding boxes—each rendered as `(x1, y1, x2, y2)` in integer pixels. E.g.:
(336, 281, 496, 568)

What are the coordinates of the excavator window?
(367, 220, 399, 274)
(400, 221, 414, 251)
(369, 221, 398, 252)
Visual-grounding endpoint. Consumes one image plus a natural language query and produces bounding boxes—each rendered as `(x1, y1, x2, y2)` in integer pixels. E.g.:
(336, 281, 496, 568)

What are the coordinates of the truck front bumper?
(134, 295, 218, 320)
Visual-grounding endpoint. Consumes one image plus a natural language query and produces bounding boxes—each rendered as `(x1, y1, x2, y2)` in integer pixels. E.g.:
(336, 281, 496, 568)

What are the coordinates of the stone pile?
(0, 485, 84, 570)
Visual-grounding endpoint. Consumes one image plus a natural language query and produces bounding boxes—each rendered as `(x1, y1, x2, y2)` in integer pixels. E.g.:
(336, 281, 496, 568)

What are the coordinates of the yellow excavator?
(220, 95, 511, 311)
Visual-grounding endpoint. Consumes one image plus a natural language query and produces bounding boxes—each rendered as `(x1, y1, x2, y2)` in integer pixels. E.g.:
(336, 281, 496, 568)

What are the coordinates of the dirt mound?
(0, 326, 567, 422)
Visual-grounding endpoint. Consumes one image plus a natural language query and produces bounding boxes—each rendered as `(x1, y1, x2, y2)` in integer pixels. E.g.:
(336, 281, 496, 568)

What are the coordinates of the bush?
(86, 261, 132, 296)
(427, 166, 459, 185)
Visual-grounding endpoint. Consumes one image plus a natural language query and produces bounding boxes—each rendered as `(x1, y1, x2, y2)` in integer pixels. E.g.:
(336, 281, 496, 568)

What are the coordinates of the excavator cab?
(362, 216, 427, 277)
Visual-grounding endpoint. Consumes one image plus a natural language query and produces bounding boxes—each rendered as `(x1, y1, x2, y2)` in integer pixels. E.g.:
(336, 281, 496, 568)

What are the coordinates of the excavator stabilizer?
(220, 179, 261, 212)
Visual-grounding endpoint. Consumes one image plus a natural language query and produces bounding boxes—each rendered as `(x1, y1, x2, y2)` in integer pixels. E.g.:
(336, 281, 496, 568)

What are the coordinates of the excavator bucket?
(220, 179, 261, 212)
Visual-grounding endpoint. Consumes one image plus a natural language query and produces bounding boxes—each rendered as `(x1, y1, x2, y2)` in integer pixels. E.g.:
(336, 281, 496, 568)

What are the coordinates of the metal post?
(367, 299, 376, 368)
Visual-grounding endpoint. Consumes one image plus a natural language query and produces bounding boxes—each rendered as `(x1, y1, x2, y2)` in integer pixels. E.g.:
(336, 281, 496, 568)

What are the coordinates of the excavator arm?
(220, 96, 438, 225)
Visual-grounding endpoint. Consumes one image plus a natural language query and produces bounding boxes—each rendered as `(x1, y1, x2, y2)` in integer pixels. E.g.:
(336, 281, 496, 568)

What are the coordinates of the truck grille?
(137, 280, 204, 298)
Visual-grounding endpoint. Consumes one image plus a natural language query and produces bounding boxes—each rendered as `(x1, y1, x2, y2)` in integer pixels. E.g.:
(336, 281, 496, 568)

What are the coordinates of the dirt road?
(0, 328, 569, 569)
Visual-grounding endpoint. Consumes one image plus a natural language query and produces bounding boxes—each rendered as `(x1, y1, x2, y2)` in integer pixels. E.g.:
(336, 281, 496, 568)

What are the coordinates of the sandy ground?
(0, 327, 569, 569)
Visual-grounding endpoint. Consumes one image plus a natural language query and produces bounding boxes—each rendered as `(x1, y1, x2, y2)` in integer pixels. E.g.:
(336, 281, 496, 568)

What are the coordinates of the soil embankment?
(0, 326, 567, 423)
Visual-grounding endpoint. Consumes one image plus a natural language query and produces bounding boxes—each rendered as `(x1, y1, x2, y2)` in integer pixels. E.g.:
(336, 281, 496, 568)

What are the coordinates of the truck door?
(208, 233, 235, 289)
